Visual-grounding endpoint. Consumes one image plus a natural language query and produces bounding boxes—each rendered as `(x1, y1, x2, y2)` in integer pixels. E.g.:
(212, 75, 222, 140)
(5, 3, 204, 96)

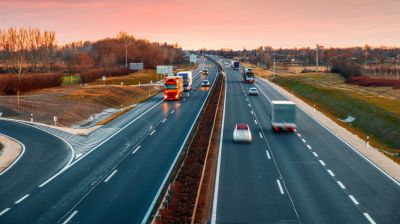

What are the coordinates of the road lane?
(215, 65, 299, 223)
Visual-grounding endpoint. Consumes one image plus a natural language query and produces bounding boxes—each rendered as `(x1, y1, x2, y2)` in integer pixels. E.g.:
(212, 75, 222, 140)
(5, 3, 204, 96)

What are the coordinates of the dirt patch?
(154, 73, 224, 223)
(0, 84, 161, 127)
(0, 135, 22, 173)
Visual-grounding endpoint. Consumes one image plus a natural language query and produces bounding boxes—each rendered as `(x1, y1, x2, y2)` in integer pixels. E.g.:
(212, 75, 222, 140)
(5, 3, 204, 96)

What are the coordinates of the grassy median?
(272, 73, 400, 162)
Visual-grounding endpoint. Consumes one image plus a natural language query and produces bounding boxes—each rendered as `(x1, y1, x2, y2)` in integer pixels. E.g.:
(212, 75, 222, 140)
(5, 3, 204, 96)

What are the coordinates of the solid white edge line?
(257, 78, 400, 187)
(319, 160, 326, 166)
(327, 170, 335, 177)
(62, 210, 78, 224)
(38, 99, 164, 188)
(277, 179, 285, 194)
(0, 208, 10, 216)
(14, 194, 29, 204)
(337, 181, 346, 189)
(0, 134, 25, 176)
(211, 61, 226, 224)
(104, 170, 118, 183)
(363, 213, 376, 224)
(349, 195, 360, 205)
(266, 150, 271, 159)
(142, 61, 219, 223)
(132, 146, 141, 154)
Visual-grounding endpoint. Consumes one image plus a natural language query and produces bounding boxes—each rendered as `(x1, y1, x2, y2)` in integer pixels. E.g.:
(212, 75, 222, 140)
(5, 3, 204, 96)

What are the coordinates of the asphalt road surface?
(0, 120, 72, 214)
(0, 59, 219, 223)
(212, 58, 400, 224)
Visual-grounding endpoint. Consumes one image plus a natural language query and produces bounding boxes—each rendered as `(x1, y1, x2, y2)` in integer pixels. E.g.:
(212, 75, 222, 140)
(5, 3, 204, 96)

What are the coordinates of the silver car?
(248, 87, 258, 95)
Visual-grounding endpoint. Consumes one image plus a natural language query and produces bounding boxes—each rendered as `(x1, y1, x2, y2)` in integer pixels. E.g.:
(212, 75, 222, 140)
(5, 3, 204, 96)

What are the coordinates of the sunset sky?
(1, 0, 399, 49)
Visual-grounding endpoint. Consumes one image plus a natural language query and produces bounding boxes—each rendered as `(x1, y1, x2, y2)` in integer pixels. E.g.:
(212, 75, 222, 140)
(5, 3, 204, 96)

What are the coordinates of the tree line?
(0, 28, 185, 75)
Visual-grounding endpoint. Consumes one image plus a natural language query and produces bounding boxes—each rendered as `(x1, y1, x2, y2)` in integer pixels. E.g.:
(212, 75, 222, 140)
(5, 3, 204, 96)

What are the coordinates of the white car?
(233, 123, 252, 143)
(248, 87, 258, 95)
(201, 80, 210, 87)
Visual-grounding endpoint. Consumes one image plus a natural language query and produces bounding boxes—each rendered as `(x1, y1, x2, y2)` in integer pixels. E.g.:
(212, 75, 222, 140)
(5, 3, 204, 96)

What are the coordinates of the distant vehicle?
(271, 100, 297, 132)
(163, 76, 184, 100)
(243, 71, 255, 83)
(201, 80, 210, 87)
(233, 123, 252, 143)
(177, 71, 193, 91)
(202, 69, 209, 75)
(231, 61, 240, 70)
(248, 87, 258, 95)
(243, 67, 253, 73)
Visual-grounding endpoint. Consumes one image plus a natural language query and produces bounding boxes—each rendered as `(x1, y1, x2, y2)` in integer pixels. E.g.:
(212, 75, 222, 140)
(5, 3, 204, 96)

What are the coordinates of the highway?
(212, 58, 400, 224)
(0, 120, 72, 213)
(0, 59, 219, 223)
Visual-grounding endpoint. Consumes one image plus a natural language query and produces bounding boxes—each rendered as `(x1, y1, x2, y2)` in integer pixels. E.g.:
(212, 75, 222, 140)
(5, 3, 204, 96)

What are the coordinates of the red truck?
(163, 76, 184, 100)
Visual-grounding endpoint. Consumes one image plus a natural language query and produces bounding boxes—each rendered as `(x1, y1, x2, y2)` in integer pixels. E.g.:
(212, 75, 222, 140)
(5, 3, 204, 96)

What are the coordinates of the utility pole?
(316, 44, 319, 73)
(125, 40, 128, 69)
(273, 53, 276, 77)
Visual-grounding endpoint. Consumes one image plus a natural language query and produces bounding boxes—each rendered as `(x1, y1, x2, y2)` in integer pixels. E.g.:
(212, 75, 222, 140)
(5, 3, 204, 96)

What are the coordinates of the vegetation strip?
(153, 73, 224, 223)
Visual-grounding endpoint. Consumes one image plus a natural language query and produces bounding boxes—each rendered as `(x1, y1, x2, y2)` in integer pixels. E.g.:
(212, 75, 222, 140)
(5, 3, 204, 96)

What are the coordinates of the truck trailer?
(271, 100, 297, 132)
(177, 71, 193, 91)
(231, 61, 240, 70)
(163, 76, 184, 100)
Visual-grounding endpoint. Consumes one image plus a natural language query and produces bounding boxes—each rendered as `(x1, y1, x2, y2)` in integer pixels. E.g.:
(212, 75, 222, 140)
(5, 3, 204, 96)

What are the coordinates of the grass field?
(91, 69, 160, 85)
(62, 75, 81, 86)
(273, 73, 400, 162)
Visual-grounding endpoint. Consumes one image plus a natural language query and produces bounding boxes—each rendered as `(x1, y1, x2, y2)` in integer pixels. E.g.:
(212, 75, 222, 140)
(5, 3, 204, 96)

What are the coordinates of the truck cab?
(163, 76, 184, 100)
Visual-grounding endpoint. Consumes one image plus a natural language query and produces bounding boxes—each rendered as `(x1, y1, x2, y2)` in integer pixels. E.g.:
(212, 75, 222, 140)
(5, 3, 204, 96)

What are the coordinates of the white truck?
(176, 71, 193, 91)
(271, 100, 297, 132)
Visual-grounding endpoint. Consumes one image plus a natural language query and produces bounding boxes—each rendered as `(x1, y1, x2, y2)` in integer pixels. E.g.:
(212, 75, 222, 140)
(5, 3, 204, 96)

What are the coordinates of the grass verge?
(273, 75, 400, 163)
(62, 75, 81, 86)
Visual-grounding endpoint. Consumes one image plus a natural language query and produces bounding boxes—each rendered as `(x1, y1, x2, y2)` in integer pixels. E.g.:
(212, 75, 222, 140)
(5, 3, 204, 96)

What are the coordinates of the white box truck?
(271, 100, 297, 132)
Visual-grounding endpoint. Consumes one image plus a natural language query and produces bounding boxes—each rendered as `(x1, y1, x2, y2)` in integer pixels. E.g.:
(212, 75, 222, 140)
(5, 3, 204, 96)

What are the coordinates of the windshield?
(164, 84, 177, 89)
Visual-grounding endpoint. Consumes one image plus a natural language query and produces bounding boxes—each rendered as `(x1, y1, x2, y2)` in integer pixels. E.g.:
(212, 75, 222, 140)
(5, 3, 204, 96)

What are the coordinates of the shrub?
(346, 76, 400, 89)
(330, 57, 361, 78)
(0, 73, 63, 95)
(80, 68, 130, 83)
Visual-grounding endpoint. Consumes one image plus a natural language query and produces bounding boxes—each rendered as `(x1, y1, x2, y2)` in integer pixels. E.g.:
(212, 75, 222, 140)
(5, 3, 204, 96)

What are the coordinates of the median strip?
(152, 67, 224, 223)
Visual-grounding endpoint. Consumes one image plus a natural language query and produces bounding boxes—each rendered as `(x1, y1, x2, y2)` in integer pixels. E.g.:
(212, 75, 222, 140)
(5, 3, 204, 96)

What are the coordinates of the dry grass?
(0, 84, 161, 127)
(241, 62, 273, 79)
(91, 69, 161, 85)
